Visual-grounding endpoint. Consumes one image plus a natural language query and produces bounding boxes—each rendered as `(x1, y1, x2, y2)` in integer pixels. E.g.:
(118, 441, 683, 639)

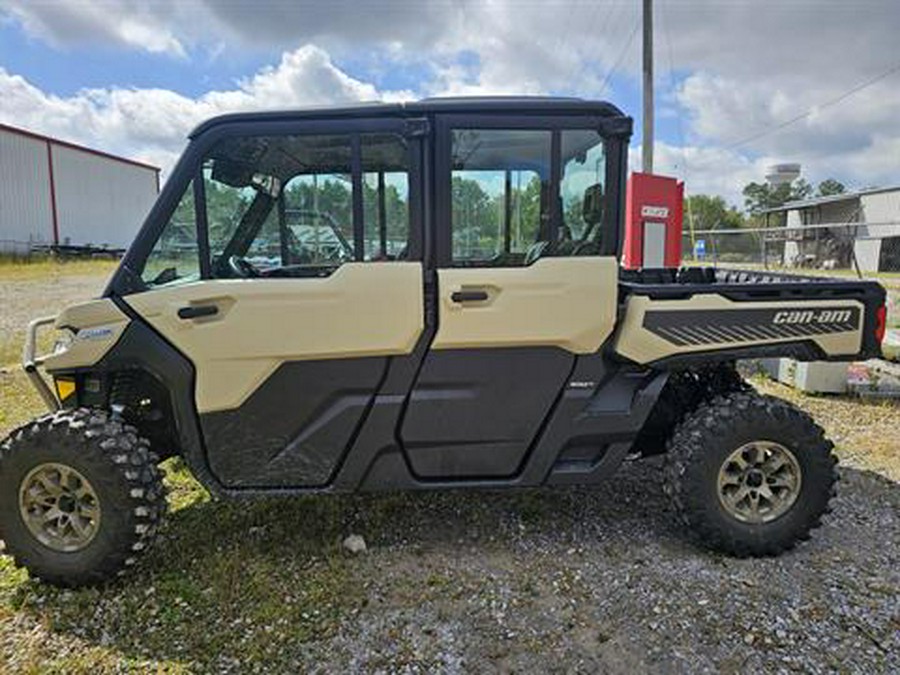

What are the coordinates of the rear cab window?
(446, 124, 607, 267)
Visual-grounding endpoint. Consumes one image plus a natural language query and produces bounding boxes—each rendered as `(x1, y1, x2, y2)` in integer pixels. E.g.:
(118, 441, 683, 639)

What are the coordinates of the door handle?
(177, 304, 218, 320)
(450, 290, 489, 303)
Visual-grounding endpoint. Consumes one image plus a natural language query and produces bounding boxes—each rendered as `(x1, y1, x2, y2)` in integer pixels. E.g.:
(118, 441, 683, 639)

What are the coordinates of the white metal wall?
(0, 128, 53, 253)
(860, 190, 900, 234)
(51, 145, 157, 249)
(859, 190, 900, 272)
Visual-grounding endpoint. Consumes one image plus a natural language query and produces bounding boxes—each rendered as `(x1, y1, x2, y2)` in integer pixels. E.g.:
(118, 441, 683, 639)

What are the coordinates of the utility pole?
(642, 0, 654, 174)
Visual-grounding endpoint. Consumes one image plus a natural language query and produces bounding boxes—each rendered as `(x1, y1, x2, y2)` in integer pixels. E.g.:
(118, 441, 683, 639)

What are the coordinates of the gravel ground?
(312, 463, 900, 673)
(0, 272, 109, 366)
(3, 460, 898, 673)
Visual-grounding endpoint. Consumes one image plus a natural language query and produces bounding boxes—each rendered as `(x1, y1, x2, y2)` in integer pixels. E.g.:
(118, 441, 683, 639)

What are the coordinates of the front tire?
(0, 408, 166, 586)
(664, 391, 836, 556)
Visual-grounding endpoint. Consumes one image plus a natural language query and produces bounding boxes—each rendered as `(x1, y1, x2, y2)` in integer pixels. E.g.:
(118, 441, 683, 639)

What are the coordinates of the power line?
(660, 0, 687, 168)
(722, 61, 900, 150)
(660, 0, 698, 245)
(600, 14, 640, 94)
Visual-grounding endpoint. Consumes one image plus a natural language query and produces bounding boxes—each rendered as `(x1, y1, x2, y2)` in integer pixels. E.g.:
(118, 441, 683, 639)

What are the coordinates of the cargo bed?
(614, 267, 886, 367)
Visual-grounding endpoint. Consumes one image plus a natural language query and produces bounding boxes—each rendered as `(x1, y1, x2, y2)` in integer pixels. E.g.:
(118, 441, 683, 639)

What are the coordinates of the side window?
(362, 134, 409, 260)
(140, 180, 201, 287)
(280, 136, 354, 268)
(560, 130, 605, 249)
(450, 129, 550, 266)
(202, 134, 354, 278)
(203, 172, 265, 271)
(200, 132, 410, 278)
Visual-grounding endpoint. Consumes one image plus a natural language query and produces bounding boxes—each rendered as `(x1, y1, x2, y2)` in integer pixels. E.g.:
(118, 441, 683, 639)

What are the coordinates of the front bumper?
(22, 316, 61, 411)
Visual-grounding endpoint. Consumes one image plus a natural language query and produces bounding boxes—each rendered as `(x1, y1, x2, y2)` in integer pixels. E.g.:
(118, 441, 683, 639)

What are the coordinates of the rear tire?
(633, 364, 751, 456)
(0, 408, 166, 586)
(664, 391, 836, 556)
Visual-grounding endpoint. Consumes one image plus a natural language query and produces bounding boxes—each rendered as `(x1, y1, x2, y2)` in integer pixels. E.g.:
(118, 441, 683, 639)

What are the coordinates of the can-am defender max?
(1, 98, 886, 585)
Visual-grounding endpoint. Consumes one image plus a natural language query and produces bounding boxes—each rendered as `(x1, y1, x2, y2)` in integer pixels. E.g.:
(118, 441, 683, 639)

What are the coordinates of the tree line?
(684, 178, 849, 260)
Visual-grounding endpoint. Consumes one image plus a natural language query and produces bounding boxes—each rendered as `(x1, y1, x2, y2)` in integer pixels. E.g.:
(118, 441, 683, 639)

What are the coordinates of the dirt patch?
(0, 272, 111, 367)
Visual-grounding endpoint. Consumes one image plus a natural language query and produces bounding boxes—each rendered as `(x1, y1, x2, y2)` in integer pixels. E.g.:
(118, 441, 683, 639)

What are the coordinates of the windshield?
(141, 180, 202, 288)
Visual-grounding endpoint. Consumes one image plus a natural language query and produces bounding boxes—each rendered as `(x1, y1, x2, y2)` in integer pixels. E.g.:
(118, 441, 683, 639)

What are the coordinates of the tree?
(742, 178, 812, 216)
(685, 195, 744, 231)
(817, 179, 846, 197)
(685, 194, 754, 261)
(451, 176, 498, 258)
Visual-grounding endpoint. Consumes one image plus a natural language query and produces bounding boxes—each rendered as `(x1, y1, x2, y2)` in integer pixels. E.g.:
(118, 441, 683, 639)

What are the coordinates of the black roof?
(190, 96, 628, 138)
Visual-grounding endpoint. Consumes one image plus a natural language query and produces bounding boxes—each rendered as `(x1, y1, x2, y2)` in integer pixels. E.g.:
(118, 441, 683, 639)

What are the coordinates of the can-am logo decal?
(77, 326, 115, 341)
(642, 306, 860, 347)
(773, 309, 853, 325)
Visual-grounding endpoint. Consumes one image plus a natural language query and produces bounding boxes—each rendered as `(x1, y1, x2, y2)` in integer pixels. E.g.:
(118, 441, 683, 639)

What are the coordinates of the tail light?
(874, 304, 887, 344)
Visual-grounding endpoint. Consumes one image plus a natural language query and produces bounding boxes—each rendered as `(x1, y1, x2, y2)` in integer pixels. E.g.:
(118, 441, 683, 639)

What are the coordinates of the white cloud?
(631, 142, 768, 208)
(0, 45, 409, 175)
(1, 0, 899, 203)
(0, 0, 188, 55)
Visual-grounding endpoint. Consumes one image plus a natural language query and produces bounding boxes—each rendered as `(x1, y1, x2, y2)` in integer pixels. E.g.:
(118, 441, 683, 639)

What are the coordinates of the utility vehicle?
(1, 98, 887, 586)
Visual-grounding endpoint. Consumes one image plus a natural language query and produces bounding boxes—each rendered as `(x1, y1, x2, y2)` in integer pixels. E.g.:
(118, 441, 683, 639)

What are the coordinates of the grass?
(0, 256, 118, 282)
(1, 483, 371, 672)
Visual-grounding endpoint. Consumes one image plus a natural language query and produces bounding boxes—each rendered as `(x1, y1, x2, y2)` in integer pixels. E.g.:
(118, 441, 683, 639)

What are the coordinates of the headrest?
(582, 183, 604, 226)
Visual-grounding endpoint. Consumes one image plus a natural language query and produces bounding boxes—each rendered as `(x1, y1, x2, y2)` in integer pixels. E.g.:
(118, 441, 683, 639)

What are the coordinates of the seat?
(574, 183, 604, 255)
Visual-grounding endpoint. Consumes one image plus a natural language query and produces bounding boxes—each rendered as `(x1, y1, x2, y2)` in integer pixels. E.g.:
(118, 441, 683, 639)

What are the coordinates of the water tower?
(766, 163, 801, 187)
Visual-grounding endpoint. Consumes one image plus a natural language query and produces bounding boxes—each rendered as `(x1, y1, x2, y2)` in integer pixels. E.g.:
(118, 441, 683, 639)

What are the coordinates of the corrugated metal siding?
(860, 190, 900, 236)
(0, 128, 53, 252)
(51, 145, 157, 249)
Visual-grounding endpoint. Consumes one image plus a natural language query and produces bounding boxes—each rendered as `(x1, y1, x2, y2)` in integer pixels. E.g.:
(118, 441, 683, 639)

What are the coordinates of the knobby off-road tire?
(0, 408, 166, 586)
(664, 391, 837, 556)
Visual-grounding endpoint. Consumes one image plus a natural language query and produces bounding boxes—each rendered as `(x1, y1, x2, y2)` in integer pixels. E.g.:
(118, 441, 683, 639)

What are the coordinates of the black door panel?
(203, 358, 387, 487)
(399, 348, 574, 478)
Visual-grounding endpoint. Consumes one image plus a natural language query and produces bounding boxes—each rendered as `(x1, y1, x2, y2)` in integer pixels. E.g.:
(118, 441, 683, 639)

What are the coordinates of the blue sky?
(1, 0, 897, 207)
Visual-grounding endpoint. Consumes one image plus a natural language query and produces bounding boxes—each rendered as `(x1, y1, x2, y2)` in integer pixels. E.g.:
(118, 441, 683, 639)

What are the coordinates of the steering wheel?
(227, 255, 260, 278)
(524, 240, 550, 265)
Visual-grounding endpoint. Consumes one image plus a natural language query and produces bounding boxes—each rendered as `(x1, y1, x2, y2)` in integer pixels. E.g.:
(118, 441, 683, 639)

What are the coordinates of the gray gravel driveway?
(309, 461, 900, 673)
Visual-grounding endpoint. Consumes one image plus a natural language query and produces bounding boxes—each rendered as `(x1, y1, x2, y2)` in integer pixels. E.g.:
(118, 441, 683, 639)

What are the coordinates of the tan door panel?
(125, 262, 424, 413)
(433, 256, 618, 353)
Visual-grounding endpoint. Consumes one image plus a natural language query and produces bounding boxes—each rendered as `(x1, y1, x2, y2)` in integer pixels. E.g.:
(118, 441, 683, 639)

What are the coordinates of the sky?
(1, 0, 898, 209)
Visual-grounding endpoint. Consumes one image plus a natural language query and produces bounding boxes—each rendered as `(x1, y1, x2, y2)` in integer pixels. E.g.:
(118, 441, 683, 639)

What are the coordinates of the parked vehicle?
(1, 98, 886, 586)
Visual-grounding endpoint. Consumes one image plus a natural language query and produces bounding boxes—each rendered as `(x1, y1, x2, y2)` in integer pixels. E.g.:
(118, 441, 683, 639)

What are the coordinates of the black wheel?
(664, 391, 836, 556)
(0, 408, 166, 586)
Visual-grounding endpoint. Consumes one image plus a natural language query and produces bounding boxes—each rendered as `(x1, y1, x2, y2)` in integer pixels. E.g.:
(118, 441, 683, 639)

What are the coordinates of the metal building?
(0, 123, 160, 254)
(762, 185, 900, 273)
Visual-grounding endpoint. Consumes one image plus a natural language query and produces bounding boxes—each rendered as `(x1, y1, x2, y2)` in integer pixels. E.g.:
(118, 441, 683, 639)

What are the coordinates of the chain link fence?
(681, 221, 900, 274)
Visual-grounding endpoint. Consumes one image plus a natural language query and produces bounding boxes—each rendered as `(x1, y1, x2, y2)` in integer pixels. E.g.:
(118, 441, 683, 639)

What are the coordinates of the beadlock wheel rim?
(717, 441, 802, 524)
(18, 463, 101, 552)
